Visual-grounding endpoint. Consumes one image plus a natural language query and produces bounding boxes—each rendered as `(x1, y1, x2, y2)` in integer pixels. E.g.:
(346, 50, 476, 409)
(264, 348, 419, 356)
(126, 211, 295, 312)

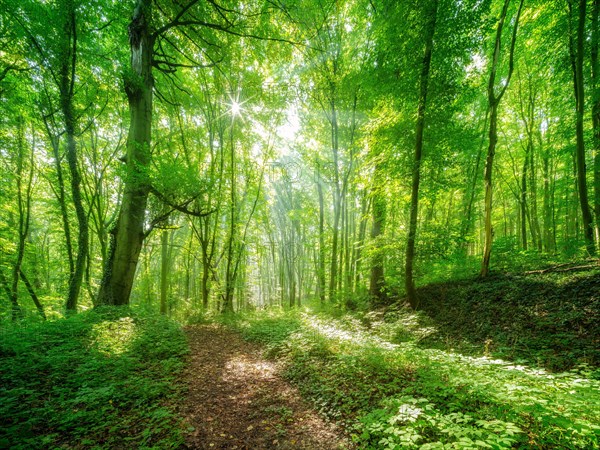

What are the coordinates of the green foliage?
(232, 308, 600, 449)
(0, 307, 188, 449)
(360, 397, 523, 449)
(416, 268, 600, 370)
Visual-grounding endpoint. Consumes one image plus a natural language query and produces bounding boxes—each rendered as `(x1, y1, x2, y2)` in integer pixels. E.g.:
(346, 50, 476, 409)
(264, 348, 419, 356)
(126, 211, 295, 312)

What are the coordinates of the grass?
(0, 307, 188, 449)
(233, 307, 600, 449)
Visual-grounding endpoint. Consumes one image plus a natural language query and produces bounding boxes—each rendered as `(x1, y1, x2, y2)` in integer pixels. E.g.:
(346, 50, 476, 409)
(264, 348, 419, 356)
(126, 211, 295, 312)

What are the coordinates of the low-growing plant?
(0, 307, 188, 449)
(232, 308, 600, 449)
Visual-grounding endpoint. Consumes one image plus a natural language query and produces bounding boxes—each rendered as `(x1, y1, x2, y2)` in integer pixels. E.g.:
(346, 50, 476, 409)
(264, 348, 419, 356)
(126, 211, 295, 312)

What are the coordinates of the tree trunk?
(592, 0, 600, 242)
(60, 0, 88, 312)
(329, 96, 342, 304)
(316, 164, 326, 303)
(19, 270, 46, 320)
(571, 0, 596, 255)
(98, 0, 154, 305)
(160, 229, 169, 314)
(542, 148, 555, 252)
(9, 118, 32, 321)
(369, 163, 386, 304)
(520, 153, 528, 250)
(354, 193, 369, 291)
(44, 128, 74, 277)
(481, 0, 524, 277)
(405, 0, 438, 309)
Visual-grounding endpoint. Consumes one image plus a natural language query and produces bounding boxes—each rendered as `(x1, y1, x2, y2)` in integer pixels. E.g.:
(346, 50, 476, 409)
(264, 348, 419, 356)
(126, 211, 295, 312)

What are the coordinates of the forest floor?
(181, 324, 351, 449)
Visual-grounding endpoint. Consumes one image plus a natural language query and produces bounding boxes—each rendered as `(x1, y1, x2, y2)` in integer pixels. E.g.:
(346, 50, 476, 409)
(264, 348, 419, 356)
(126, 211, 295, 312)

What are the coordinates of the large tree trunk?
(405, 0, 438, 309)
(98, 0, 154, 305)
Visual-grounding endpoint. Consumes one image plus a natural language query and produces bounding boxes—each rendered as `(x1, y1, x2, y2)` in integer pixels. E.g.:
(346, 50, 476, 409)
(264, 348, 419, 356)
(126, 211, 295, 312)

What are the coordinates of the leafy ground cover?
(235, 306, 600, 449)
(0, 307, 188, 449)
(416, 267, 600, 371)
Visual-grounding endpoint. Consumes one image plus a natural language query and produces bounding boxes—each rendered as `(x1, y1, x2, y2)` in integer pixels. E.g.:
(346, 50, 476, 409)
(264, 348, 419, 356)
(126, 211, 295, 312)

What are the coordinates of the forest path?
(181, 324, 350, 449)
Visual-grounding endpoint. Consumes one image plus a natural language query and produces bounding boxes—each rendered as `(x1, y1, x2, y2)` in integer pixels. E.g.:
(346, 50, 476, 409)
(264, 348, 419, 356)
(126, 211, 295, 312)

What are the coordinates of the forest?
(0, 0, 599, 448)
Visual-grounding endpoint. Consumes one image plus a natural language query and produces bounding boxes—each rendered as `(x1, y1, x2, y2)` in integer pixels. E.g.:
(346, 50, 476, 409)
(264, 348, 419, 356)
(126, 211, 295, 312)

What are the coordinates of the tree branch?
(149, 186, 215, 218)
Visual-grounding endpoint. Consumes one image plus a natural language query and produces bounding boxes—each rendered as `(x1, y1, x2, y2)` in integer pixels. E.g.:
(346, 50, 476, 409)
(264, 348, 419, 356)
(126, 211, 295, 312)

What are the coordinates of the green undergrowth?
(416, 268, 600, 371)
(0, 307, 188, 449)
(234, 308, 600, 449)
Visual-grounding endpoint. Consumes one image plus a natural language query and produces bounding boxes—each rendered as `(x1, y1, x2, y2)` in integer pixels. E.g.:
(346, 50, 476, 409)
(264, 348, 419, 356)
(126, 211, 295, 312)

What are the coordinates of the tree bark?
(481, 0, 524, 277)
(60, 0, 88, 312)
(592, 0, 600, 242)
(19, 270, 46, 320)
(405, 0, 438, 309)
(520, 152, 528, 250)
(328, 95, 342, 303)
(160, 229, 169, 314)
(571, 0, 596, 255)
(9, 118, 32, 321)
(369, 163, 386, 304)
(316, 164, 326, 303)
(98, 0, 154, 305)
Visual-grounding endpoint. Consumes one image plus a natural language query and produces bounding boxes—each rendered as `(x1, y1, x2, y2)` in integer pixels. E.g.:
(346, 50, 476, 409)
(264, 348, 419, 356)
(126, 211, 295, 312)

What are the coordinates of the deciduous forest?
(1, 0, 599, 448)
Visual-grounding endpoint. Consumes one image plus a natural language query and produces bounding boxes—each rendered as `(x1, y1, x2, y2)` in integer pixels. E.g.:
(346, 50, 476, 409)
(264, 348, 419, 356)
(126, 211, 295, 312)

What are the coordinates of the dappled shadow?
(182, 324, 350, 449)
(413, 270, 600, 371)
(0, 308, 187, 449)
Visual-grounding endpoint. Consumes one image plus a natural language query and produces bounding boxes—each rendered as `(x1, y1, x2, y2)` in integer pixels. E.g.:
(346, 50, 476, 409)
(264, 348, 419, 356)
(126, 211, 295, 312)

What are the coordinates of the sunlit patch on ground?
(239, 308, 600, 448)
(182, 324, 351, 449)
(89, 316, 136, 356)
(223, 354, 277, 382)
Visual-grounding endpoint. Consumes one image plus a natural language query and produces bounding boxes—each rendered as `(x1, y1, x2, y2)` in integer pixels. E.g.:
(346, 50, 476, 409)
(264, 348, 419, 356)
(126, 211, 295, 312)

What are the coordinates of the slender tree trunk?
(55, 0, 89, 312)
(592, 0, 600, 241)
(461, 113, 488, 256)
(160, 229, 169, 314)
(520, 153, 528, 250)
(570, 0, 596, 255)
(354, 193, 369, 291)
(201, 238, 211, 309)
(481, 0, 524, 277)
(329, 96, 342, 303)
(44, 129, 75, 277)
(10, 118, 33, 321)
(19, 270, 46, 320)
(529, 139, 543, 251)
(98, 0, 154, 305)
(369, 163, 386, 304)
(316, 165, 326, 303)
(542, 148, 554, 252)
(405, 0, 438, 309)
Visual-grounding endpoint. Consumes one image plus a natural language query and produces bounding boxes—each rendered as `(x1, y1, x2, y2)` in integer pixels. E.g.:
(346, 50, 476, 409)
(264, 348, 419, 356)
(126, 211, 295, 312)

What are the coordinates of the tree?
(568, 0, 596, 255)
(405, 0, 439, 309)
(480, 0, 524, 277)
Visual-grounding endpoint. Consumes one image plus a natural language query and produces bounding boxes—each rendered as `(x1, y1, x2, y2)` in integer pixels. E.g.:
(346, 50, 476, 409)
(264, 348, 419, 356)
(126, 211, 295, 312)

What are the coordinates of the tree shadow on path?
(181, 324, 351, 450)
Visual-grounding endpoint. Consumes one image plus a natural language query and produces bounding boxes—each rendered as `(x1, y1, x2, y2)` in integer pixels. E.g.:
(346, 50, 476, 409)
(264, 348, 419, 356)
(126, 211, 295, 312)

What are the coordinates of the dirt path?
(181, 325, 351, 450)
